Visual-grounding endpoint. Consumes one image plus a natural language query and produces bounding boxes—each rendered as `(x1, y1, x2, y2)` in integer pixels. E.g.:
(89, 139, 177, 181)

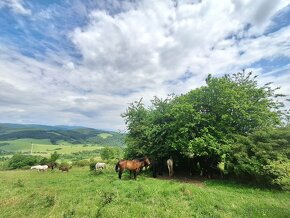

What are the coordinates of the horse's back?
(96, 162, 106, 169)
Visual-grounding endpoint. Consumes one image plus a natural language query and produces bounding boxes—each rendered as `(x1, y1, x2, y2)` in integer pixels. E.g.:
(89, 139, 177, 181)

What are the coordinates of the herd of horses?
(30, 155, 218, 180)
(30, 163, 69, 172)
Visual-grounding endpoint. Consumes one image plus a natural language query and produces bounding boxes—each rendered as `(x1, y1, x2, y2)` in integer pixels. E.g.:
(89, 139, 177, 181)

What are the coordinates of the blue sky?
(0, 0, 289, 130)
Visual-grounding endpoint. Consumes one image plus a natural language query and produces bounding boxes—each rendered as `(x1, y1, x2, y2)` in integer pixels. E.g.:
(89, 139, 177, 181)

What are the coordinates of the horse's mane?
(134, 157, 146, 161)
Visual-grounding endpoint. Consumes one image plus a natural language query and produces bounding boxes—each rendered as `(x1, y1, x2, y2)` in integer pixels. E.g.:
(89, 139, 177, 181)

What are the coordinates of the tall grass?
(0, 167, 289, 218)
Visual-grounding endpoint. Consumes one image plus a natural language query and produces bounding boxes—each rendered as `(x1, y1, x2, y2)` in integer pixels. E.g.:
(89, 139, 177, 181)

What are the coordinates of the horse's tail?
(115, 161, 120, 172)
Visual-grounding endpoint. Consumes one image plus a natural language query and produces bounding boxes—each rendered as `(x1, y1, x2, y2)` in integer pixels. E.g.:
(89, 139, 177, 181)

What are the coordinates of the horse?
(135, 157, 150, 172)
(151, 160, 161, 178)
(47, 162, 56, 170)
(115, 157, 150, 179)
(167, 157, 174, 177)
(59, 166, 69, 172)
(95, 162, 106, 170)
(31, 165, 48, 172)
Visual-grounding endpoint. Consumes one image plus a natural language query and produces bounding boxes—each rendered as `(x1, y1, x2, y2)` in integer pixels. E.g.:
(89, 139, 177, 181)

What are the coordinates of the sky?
(0, 0, 290, 131)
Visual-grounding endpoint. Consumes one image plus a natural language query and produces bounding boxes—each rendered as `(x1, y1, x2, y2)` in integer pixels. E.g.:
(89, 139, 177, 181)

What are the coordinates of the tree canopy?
(122, 71, 289, 189)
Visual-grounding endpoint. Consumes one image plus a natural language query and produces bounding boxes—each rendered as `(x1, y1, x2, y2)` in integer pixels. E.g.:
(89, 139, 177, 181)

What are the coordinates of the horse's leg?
(133, 170, 137, 180)
(118, 170, 123, 179)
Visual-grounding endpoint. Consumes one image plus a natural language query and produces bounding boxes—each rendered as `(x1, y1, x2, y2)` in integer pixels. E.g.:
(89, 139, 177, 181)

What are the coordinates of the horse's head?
(144, 156, 150, 166)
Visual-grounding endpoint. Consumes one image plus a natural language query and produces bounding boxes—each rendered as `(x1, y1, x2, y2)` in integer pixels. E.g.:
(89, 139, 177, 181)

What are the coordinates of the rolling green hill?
(0, 123, 125, 155)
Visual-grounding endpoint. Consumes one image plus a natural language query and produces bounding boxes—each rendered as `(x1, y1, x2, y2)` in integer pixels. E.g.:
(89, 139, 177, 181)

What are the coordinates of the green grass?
(98, 133, 113, 139)
(0, 167, 289, 218)
(0, 138, 103, 156)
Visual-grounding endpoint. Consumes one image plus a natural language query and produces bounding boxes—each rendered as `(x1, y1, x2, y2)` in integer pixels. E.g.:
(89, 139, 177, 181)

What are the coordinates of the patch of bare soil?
(155, 174, 206, 187)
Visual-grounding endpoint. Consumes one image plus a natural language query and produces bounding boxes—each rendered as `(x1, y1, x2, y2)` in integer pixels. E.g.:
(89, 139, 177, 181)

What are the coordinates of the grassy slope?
(0, 139, 102, 156)
(98, 133, 113, 139)
(0, 167, 289, 218)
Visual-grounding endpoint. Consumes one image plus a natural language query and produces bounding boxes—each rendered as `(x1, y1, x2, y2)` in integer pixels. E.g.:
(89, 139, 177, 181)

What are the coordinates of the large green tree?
(122, 71, 288, 187)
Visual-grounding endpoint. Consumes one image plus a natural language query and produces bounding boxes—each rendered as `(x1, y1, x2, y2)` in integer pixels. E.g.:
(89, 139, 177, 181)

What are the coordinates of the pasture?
(0, 138, 102, 156)
(98, 133, 113, 139)
(0, 167, 289, 218)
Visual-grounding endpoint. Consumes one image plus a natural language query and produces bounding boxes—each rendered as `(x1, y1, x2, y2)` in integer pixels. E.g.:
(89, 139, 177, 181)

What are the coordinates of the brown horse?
(115, 157, 150, 179)
(47, 162, 56, 170)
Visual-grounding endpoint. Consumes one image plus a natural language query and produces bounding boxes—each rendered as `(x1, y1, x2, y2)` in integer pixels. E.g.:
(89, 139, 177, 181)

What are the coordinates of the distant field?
(0, 138, 102, 156)
(0, 167, 289, 218)
(98, 133, 113, 139)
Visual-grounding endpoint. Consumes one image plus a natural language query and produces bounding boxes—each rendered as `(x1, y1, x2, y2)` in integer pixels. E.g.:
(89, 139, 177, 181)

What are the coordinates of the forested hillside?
(0, 123, 125, 146)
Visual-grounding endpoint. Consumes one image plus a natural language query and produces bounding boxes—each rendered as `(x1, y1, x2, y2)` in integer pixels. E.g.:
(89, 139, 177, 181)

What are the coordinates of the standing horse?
(151, 160, 160, 178)
(167, 157, 174, 177)
(47, 162, 56, 170)
(115, 157, 150, 179)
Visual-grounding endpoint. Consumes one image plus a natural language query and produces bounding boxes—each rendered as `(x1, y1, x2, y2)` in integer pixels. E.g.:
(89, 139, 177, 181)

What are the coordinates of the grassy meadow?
(0, 167, 289, 218)
(98, 133, 113, 139)
(0, 138, 103, 157)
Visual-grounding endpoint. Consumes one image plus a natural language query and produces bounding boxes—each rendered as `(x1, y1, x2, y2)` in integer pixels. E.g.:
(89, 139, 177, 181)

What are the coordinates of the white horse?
(167, 157, 174, 177)
(31, 165, 48, 172)
(95, 162, 106, 170)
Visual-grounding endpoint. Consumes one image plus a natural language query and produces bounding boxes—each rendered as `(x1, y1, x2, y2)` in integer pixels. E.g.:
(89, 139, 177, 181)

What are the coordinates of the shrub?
(263, 161, 290, 190)
(8, 153, 41, 169)
(226, 128, 290, 189)
(89, 162, 96, 171)
(59, 162, 71, 169)
(100, 147, 123, 161)
(0, 159, 9, 170)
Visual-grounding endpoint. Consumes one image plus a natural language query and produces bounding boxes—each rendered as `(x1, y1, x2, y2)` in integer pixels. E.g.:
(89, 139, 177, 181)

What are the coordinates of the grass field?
(98, 133, 113, 139)
(0, 138, 102, 156)
(0, 167, 289, 218)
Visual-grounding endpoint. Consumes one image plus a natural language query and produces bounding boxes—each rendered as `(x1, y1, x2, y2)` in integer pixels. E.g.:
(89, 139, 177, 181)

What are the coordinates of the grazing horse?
(95, 162, 106, 170)
(59, 166, 69, 172)
(47, 162, 56, 170)
(115, 157, 150, 179)
(31, 165, 48, 172)
(167, 157, 174, 177)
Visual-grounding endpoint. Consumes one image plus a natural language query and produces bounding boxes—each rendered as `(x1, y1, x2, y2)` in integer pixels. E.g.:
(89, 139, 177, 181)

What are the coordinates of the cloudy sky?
(0, 0, 290, 131)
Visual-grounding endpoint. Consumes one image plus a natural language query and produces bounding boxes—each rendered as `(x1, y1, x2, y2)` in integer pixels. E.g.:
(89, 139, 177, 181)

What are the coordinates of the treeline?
(122, 71, 290, 190)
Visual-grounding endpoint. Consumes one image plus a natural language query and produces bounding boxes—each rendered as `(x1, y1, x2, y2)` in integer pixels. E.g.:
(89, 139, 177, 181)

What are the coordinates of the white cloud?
(0, 0, 289, 130)
(0, 0, 31, 15)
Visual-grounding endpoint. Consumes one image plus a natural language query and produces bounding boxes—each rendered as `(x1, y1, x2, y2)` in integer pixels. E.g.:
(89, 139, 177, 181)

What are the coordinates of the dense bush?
(58, 162, 71, 169)
(8, 153, 42, 169)
(100, 147, 123, 161)
(226, 128, 290, 190)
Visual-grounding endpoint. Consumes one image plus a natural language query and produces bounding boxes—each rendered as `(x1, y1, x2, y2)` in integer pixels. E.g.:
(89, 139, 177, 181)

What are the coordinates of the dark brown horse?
(47, 162, 56, 170)
(115, 157, 150, 179)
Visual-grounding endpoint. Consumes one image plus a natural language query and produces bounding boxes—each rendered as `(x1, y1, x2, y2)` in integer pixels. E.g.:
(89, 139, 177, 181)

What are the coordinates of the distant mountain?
(0, 123, 87, 131)
(0, 123, 125, 146)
